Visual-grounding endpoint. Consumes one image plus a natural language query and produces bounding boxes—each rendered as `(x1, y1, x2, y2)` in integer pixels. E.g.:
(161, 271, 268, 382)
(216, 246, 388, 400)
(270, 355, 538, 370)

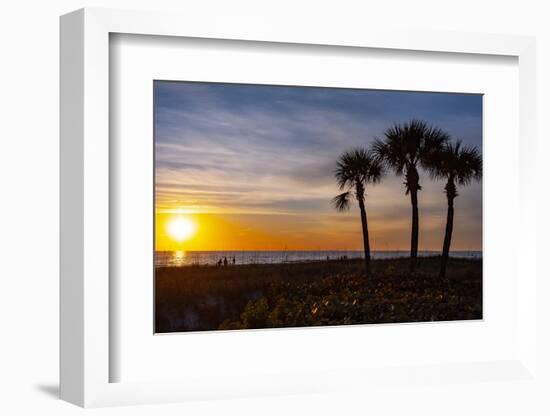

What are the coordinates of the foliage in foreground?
(155, 257, 482, 333)
(218, 262, 482, 330)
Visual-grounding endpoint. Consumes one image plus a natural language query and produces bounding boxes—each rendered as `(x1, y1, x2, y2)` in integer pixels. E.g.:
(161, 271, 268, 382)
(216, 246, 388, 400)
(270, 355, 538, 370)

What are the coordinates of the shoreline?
(155, 252, 482, 269)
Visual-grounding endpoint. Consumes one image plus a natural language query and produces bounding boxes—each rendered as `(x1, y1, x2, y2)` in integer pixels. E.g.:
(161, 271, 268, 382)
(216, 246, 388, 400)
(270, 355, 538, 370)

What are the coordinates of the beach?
(155, 256, 482, 333)
(155, 250, 482, 267)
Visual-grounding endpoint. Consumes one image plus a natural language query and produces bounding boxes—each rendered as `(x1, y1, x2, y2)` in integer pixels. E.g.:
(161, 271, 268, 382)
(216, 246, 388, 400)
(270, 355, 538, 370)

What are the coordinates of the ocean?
(155, 250, 482, 267)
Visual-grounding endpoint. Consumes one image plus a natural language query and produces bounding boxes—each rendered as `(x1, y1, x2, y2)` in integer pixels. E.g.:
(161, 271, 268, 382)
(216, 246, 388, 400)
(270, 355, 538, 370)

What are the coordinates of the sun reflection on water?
(173, 250, 186, 266)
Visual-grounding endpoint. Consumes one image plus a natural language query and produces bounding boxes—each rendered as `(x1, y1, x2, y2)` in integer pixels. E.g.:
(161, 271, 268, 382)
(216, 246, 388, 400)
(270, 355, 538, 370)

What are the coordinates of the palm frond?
(331, 191, 352, 212)
(332, 147, 386, 211)
(426, 139, 482, 188)
(334, 147, 385, 189)
(456, 144, 482, 185)
(366, 156, 385, 184)
(374, 119, 449, 178)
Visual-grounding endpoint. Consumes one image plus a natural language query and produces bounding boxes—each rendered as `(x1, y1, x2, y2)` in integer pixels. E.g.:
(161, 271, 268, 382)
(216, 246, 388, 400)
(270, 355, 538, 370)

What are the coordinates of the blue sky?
(154, 81, 482, 251)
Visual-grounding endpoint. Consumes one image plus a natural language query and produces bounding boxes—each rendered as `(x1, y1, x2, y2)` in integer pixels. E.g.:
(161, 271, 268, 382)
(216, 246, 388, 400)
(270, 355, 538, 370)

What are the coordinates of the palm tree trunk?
(358, 198, 372, 276)
(440, 194, 455, 279)
(409, 189, 419, 273)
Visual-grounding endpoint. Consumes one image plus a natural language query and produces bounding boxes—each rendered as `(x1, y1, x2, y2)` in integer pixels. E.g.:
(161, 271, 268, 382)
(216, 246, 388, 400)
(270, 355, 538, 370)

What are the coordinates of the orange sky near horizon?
(155, 209, 482, 252)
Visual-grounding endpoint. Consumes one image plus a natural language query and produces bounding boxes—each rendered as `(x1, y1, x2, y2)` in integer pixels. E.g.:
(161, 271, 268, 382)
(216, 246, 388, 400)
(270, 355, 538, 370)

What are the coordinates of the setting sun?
(166, 216, 197, 242)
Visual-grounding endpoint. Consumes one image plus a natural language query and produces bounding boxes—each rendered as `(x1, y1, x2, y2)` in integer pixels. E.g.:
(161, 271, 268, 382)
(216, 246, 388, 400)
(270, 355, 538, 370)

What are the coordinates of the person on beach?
(232, 257, 236, 265)
(224, 257, 228, 266)
(217, 259, 222, 267)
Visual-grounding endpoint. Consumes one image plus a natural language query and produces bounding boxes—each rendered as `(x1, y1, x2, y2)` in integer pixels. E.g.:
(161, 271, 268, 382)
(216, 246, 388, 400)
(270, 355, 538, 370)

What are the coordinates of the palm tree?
(332, 148, 385, 276)
(426, 140, 482, 279)
(373, 120, 450, 273)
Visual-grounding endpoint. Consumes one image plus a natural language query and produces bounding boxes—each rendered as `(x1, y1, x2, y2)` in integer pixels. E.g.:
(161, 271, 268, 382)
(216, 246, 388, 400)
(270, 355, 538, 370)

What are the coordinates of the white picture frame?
(60, 7, 537, 407)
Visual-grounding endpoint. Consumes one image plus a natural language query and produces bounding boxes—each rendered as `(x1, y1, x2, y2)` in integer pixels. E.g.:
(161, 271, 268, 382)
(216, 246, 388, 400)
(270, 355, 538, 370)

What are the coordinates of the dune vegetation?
(155, 256, 482, 333)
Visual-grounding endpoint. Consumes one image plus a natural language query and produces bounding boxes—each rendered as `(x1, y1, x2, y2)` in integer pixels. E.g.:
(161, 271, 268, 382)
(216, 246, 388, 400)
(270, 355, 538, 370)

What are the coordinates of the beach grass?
(155, 256, 482, 333)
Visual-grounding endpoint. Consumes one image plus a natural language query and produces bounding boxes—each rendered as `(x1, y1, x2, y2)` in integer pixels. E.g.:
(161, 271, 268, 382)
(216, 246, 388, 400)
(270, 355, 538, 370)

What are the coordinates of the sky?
(154, 81, 482, 252)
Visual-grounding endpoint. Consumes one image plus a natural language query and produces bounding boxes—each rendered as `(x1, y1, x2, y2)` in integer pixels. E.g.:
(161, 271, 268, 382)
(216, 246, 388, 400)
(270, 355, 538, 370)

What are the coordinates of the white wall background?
(0, 0, 548, 414)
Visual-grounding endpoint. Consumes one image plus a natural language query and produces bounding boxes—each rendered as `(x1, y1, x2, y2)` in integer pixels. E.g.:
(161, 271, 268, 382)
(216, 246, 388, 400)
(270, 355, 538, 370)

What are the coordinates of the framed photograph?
(60, 8, 538, 407)
(153, 80, 483, 334)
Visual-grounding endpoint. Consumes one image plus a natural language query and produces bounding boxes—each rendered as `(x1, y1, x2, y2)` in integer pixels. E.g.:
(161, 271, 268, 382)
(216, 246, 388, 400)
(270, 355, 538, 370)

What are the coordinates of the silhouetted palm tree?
(373, 120, 450, 273)
(332, 148, 385, 276)
(426, 140, 482, 279)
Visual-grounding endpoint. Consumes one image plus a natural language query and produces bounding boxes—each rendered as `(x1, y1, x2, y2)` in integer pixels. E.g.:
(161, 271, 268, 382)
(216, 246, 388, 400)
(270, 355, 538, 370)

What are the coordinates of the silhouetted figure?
(232, 256, 236, 265)
(223, 257, 228, 267)
(217, 259, 222, 267)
